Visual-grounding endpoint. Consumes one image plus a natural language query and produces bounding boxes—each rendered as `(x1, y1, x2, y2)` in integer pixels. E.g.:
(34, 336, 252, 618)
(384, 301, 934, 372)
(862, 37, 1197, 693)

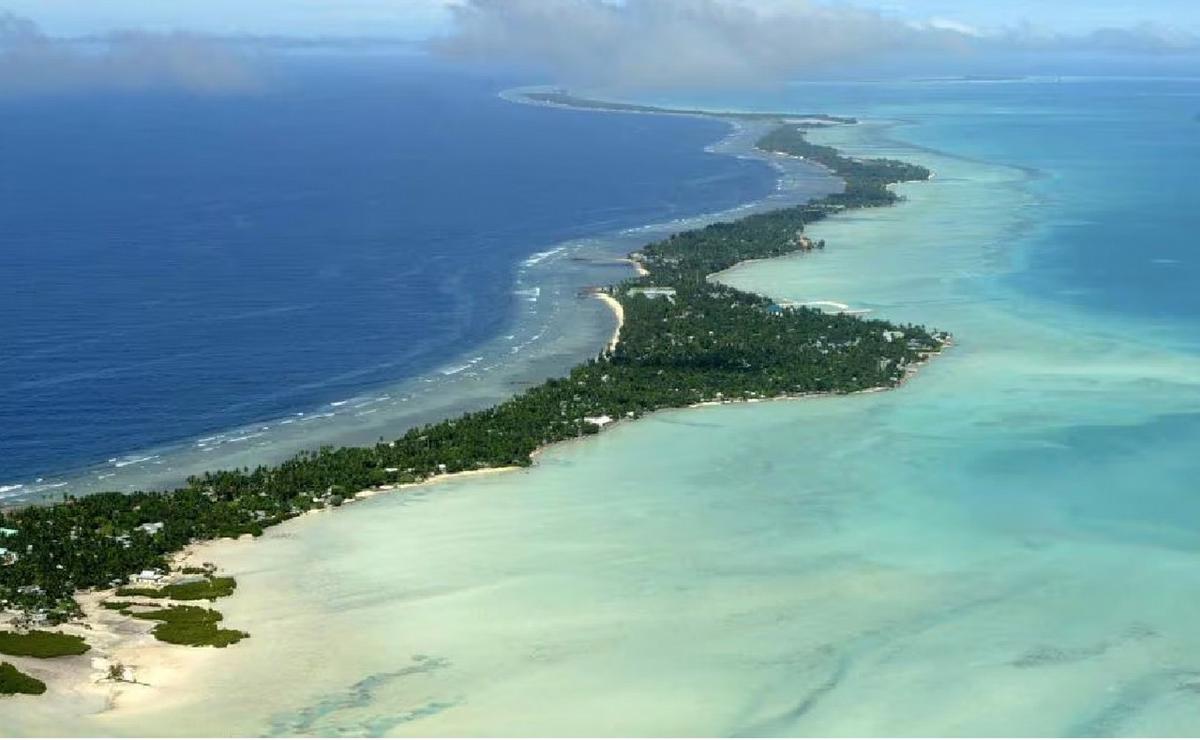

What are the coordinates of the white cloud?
(0, 12, 261, 95)
(436, 0, 1200, 90)
(437, 0, 973, 90)
(919, 17, 984, 38)
(0, 0, 463, 38)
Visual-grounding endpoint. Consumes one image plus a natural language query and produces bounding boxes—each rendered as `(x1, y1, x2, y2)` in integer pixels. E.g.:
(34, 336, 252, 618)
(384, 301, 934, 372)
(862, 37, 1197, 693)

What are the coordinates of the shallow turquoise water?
(8, 79, 1200, 736)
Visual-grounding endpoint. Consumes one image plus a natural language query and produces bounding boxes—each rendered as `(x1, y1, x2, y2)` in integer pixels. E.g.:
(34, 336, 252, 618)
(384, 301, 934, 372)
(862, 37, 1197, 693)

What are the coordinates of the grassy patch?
(0, 662, 46, 696)
(130, 606, 248, 648)
(114, 586, 164, 598)
(162, 576, 237, 601)
(114, 576, 237, 602)
(0, 630, 90, 658)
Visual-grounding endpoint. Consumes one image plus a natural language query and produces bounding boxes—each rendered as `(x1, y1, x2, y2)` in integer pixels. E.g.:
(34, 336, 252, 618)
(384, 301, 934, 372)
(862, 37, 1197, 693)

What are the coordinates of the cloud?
(0, 11, 262, 95)
(435, 0, 1200, 90)
(999, 21, 1200, 54)
(919, 17, 984, 38)
(438, 0, 975, 89)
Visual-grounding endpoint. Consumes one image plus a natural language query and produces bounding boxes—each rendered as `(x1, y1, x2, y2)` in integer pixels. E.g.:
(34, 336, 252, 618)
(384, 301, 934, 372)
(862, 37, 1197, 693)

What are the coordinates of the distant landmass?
(912, 75, 1029, 82)
(523, 89, 858, 124)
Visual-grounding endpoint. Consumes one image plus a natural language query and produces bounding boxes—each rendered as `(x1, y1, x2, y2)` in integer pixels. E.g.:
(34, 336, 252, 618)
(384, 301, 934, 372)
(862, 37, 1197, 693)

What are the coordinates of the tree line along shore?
(0, 113, 947, 697)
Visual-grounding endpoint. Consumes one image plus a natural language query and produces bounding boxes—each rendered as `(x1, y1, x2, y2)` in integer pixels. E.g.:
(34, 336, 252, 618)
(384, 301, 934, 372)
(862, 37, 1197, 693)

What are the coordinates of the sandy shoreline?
(593, 292, 625, 352)
(1, 468, 532, 724)
(624, 257, 650, 277)
(0, 570, 226, 726)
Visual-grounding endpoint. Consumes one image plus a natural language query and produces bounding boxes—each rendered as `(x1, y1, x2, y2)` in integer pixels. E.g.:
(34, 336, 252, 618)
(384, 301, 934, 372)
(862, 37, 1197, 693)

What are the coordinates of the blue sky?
(4, 0, 1199, 38)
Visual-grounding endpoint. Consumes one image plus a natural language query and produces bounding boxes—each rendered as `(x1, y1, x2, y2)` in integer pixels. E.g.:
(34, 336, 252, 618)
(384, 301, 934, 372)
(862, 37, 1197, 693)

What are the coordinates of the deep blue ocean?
(4, 57, 1199, 498)
(0, 57, 775, 487)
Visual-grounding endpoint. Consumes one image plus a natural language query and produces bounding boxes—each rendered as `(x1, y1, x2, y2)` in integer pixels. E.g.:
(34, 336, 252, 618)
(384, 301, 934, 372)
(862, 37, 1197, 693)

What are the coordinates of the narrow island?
(0, 95, 948, 697)
(522, 89, 859, 124)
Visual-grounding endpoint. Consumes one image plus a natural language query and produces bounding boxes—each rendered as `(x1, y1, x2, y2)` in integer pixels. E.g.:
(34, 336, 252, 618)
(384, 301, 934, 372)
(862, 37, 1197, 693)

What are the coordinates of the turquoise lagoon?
(13, 78, 1200, 735)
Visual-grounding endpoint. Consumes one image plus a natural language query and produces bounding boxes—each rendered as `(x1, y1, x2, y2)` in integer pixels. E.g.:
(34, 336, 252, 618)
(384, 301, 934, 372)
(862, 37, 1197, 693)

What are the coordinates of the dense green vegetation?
(162, 575, 237, 600)
(757, 125, 931, 190)
(115, 576, 236, 602)
(0, 630, 89, 659)
(525, 90, 858, 124)
(113, 587, 164, 599)
(130, 606, 248, 648)
(0, 117, 943, 634)
(0, 662, 46, 696)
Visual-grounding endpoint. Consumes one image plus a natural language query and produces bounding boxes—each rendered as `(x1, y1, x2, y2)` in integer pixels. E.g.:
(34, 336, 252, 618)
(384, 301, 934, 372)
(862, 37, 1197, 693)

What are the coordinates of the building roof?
(628, 286, 677, 298)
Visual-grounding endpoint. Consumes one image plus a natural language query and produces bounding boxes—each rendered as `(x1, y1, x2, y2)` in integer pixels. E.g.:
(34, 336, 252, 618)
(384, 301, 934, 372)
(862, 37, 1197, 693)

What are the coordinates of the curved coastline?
(0, 91, 949, 727)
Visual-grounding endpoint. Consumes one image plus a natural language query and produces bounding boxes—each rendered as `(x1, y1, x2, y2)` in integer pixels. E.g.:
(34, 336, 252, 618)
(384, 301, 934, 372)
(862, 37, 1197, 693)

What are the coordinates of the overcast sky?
(4, 0, 1199, 38)
(3, 1, 1198, 95)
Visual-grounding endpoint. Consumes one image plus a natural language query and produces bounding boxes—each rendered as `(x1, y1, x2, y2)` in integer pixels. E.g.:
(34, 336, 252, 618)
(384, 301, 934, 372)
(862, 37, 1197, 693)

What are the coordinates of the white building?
(583, 415, 615, 428)
(138, 522, 165, 535)
(628, 286, 677, 302)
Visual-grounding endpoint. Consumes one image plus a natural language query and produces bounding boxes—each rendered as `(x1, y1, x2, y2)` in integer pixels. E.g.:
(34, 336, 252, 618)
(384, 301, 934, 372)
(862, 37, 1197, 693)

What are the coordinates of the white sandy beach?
(593, 292, 625, 352)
